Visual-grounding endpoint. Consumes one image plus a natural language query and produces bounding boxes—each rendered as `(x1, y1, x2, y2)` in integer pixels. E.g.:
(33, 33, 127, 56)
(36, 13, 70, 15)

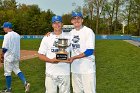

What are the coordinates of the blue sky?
(16, 0, 84, 15)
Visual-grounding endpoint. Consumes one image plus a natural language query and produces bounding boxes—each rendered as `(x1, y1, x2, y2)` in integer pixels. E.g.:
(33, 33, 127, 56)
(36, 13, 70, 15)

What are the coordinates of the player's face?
(52, 21, 63, 31)
(3, 28, 9, 33)
(71, 17, 83, 28)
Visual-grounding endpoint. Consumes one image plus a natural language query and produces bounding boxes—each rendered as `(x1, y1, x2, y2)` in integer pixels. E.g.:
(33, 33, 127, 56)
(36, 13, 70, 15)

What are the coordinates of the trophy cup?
(55, 38, 70, 62)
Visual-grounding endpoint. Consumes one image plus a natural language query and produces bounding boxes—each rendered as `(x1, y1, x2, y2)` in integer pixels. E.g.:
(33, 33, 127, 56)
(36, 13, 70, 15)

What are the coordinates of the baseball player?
(68, 12, 96, 93)
(38, 15, 70, 93)
(0, 22, 30, 93)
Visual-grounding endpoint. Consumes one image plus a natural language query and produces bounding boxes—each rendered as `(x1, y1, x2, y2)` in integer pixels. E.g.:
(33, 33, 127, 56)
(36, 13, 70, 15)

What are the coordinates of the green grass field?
(0, 40, 140, 93)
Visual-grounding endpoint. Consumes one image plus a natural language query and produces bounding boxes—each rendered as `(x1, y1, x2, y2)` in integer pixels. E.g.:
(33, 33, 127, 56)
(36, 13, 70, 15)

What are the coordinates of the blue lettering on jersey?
(51, 38, 59, 52)
(51, 48, 59, 52)
(53, 39, 58, 47)
(72, 35, 80, 43)
(72, 44, 80, 49)
(72, 35, 80, 49)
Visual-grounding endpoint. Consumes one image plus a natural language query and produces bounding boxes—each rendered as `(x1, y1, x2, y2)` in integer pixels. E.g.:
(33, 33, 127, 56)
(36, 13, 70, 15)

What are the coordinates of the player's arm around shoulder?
(44, 32, 53, 37)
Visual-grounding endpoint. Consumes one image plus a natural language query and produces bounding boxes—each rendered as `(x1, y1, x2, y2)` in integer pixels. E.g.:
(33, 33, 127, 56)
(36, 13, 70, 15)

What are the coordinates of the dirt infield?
(0, 50, 38, 68)
(20, 50, 38, 60)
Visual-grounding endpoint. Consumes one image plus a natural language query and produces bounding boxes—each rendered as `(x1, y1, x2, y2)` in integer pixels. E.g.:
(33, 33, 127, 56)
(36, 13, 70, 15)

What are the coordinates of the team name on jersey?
(51, 38, 59, 52)
(51, 48, 59, 52)
(72, 44, 80, 49)
(72, 35, 80, 49)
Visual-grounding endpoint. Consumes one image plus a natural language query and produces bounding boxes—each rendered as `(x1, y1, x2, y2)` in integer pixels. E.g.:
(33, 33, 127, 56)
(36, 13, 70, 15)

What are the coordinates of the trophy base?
(56, 52, 70, 62)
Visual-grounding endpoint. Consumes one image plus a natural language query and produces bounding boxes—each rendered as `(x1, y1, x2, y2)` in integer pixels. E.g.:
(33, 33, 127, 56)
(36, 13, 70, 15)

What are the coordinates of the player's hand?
(45, 32, 51, 37)
(67, 57, 75, 63)
(50, 58, 60, 63)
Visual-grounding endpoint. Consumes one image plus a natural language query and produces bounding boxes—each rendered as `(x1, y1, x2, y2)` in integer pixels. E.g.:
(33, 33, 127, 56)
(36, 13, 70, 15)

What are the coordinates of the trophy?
(55, 38, 70, 62)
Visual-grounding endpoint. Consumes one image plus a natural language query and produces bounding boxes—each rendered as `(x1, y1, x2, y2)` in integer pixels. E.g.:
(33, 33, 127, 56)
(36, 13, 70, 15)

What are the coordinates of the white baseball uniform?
(2, 31, 21, 76)
(70, 26, 96, 93)
(38, 32, 70, 93)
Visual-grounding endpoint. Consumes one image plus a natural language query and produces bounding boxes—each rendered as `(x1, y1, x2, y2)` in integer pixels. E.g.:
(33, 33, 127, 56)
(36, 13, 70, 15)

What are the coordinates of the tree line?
(0, 0, 54, 35)
(0, 0, 139, 35)
(73, 0, 140, 35)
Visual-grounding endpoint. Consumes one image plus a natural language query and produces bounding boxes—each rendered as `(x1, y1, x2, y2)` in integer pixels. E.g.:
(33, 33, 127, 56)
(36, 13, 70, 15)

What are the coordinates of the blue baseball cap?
(52, 16, 62, 23)
(71, 12, 83, 18)
(1, 22, 12, 28)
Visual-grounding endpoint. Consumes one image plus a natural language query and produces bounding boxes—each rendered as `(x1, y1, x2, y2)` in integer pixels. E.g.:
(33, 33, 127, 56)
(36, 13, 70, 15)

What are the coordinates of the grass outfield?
(0, 40, 140, 93)
(0, 58, 45, 93)
(0, 39, 41, 50)
(96, 40, 140, 93)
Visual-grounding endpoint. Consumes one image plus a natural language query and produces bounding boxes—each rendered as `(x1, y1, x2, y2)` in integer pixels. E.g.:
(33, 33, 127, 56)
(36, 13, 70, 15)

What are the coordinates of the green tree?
(62, 14, 71, 25)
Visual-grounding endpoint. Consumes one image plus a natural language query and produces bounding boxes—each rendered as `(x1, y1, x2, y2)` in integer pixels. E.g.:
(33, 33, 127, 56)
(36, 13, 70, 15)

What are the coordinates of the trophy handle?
(67, 39, 71, 47)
